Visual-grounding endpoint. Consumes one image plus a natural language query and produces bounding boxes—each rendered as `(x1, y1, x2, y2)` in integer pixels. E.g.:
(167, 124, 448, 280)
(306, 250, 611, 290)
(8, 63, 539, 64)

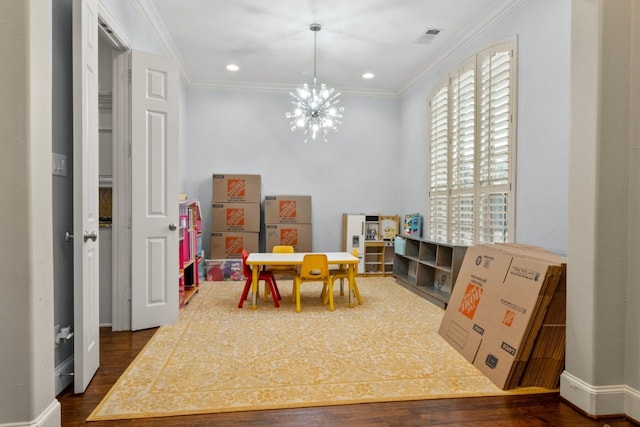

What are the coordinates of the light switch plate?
(53, 152, 67, 176)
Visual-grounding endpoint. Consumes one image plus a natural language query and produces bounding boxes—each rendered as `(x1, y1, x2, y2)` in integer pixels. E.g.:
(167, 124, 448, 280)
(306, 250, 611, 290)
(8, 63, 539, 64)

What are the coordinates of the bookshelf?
(179, 199, 202, 307)
(393, 235, 466, 308)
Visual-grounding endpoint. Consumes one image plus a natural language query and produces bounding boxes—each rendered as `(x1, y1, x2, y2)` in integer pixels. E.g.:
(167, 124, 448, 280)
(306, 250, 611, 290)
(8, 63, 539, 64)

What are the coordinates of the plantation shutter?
(450, 62, 476, 245)
(477, 45, 514, 243)
(427, 41, 515, 245)
(429, 84, 449, 242)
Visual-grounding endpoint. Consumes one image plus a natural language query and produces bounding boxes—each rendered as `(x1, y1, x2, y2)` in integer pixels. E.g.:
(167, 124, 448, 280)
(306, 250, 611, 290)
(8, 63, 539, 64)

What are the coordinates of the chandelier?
(286, 23, 344, 143)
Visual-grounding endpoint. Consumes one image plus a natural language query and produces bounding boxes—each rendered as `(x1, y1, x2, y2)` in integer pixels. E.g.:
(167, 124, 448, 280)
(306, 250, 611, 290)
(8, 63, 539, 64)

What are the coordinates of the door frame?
(110, 49, 132, 331)
(96, 4, 132, 331)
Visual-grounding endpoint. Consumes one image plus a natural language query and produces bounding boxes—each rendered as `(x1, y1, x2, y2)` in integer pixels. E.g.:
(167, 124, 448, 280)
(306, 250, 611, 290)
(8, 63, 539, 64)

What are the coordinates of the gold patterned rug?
(88, 277, 552, 421)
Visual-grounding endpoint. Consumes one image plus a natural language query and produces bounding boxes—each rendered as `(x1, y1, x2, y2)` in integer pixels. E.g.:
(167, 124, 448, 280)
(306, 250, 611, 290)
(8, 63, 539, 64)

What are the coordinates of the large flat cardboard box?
(210, 232, 259, 259)
(264, 195, 311, 224)
(438, 244, 564, 389)
(211, 202, 260, 232)
(265, 223, 312, 252)
(212, 174, 261, 203)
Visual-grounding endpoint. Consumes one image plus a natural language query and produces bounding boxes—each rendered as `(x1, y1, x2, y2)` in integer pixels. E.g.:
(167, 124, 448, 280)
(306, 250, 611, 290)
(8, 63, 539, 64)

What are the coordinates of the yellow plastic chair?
(323, 249, 361, 308)
(293, 254, 331, 312)
(265, 245, 298, 301)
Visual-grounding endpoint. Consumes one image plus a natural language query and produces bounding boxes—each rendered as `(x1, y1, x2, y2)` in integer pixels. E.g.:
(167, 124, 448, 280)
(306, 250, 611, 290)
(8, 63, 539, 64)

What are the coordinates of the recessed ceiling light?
(226, 64, 239, 72)
(362, 73, 375, 79)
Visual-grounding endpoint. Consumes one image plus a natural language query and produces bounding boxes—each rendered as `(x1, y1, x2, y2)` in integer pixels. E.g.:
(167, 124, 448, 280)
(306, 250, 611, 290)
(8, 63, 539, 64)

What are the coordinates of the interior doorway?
(97, 17, 131, 332)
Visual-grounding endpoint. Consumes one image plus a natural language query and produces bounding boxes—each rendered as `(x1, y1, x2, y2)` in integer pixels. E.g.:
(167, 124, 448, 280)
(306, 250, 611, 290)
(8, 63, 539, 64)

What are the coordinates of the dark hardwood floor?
(58, 327, 637, 426)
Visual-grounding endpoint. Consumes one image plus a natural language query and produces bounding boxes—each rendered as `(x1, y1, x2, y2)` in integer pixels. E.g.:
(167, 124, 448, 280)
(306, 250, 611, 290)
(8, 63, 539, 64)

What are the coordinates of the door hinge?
(127, 69, 132, 84)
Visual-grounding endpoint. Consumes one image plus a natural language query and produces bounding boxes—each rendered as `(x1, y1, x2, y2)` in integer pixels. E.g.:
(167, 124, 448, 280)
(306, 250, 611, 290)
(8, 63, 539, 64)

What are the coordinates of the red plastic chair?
(238, 249, 281, 308)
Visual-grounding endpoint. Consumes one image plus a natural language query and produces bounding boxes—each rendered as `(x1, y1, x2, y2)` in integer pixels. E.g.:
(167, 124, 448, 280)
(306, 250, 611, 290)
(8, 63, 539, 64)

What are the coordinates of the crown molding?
(187, 80, 399, 98)
(131, 0, 524, 98)
(400, 0, 525, 94)
(131, 0, 190, 81)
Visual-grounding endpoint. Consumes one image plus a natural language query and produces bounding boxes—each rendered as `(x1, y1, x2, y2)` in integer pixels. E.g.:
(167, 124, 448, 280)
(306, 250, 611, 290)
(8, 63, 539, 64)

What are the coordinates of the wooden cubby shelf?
(393, 235, 467, 309)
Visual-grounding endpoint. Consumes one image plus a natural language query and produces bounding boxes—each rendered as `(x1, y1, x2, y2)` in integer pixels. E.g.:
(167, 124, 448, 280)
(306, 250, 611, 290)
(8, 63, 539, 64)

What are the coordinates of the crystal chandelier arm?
(285, 23, 343, 143)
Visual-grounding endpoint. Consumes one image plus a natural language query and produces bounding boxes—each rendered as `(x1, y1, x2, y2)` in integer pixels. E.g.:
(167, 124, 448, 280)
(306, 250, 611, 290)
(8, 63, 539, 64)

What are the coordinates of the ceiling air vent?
(417, 28, 443, 44)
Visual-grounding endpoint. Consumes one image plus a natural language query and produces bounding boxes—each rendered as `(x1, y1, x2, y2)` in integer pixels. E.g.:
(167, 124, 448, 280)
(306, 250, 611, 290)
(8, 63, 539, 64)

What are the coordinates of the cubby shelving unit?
(393, 235, 467, 308)
(179, 199, 202, 308)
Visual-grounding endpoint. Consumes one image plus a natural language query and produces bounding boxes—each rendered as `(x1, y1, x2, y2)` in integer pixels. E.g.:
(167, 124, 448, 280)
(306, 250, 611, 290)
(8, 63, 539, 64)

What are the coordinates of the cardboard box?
(210, 232, 259, 259)
(438, 244, 565, 389)
(264, 195, 311, 224)
(211, 202, 260, 232)
(205, 259, 244, 281)
(517, 270, 566, 389)
(212, 174, 261, 203)
(265, 223, 312, 252)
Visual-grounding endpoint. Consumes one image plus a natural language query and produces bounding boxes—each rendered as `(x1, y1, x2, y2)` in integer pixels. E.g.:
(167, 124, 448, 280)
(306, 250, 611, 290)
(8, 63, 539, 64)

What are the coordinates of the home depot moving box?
(438, 244, 565, 389)
(211, 202, 260, 232)
(212, 174, 261, 203)
(265, 223, 312, 252)
(210, 232, 259, 259)
(264, 195, 311, 224)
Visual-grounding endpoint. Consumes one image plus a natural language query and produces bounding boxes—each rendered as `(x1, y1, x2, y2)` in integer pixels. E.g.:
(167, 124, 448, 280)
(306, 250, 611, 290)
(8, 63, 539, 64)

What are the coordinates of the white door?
(130, 51, 180, 331)
(72, 0, 100, 393)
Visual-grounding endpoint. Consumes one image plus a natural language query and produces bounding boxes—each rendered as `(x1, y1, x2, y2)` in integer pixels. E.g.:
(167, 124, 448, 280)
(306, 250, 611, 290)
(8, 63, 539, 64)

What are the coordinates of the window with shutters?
(428, 42, 516, 245)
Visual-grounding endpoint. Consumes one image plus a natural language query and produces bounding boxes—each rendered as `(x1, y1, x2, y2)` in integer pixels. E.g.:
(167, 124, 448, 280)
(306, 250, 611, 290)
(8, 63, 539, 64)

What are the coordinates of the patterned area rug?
(88, 277, 552, 421)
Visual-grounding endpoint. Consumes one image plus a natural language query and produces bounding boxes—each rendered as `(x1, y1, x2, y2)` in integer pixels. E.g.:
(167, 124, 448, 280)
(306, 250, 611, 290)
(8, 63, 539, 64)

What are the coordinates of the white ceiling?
(137, 0, 522, 96)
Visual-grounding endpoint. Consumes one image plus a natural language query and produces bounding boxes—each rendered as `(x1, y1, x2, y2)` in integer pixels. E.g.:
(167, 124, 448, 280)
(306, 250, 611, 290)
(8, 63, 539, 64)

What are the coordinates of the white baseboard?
(624, 384, 640, 423)
(560, 371, 632, 417)
(54, 355, 74, 396)
(0, 399, 60, 427)
(34, 400, 61, 427)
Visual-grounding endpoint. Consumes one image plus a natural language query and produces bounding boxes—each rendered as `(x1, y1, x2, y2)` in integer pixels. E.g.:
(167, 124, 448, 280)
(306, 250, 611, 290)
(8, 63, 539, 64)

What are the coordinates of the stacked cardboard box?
(264, 195, 312, 252)
(210, 174, 261, 258)
(438, 243, 566, 390)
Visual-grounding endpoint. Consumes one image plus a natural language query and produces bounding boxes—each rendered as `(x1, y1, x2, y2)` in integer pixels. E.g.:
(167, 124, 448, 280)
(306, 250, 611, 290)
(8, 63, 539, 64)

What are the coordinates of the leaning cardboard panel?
(438, 243, 564, 389)
(517, 266, 567, 388)
(437, 245, 514, 363)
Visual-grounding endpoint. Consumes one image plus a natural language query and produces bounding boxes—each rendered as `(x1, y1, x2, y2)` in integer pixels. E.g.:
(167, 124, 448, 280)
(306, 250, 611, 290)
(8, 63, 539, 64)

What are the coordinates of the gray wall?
(1, 0, 57, 424)
(36, 0, 640, 422)
(563, 0, 640, 417)
(399, 0, 570, 254)
(626, 0, 640, 402)
(183, 89, 402, 254)
(52, 0, 75, 387)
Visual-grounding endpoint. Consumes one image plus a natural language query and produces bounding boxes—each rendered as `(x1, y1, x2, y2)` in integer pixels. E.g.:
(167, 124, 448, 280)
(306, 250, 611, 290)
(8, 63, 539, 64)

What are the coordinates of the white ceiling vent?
(417, 28, 444, 43)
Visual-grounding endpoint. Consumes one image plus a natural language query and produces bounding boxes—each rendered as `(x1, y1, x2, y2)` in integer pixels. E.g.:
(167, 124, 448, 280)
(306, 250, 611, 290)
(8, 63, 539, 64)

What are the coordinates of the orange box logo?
(227, 179, 245, 198)
(225, 236, 243, 256)
(458, 283, 483, 320)
(226, 208, 245, 226)
(503, 310, 515, 327)
(280, 228, 298, 246)
(279, 200, 297, 219)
